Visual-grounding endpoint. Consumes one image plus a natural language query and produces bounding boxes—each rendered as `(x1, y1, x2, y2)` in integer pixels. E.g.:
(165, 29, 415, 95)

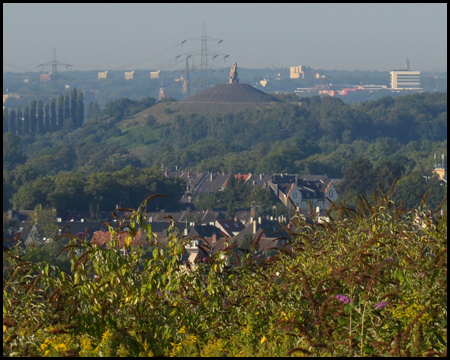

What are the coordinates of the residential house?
(91, 228, 148, 255)
(184, 224, 224, 264)
(24, 224, 43, 246)
(195, 172, 230, 194)
(247, 173, 273, 189)
(299, 175, 340, 207)
(237, 217, 290, 257)
(215, 218, 246, 238)
(270, 174, 336, 214)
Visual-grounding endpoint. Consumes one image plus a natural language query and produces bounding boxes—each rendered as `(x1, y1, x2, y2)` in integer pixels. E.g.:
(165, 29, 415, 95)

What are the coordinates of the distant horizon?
(3, 4, 447, 73)
(3, 67, 448, 75)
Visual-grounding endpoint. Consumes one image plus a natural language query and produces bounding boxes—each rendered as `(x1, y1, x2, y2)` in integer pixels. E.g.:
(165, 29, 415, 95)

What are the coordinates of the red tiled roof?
(91, 229, 147, 248)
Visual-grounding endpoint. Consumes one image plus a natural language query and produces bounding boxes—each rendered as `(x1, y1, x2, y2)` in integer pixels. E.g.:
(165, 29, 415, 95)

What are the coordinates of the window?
(292, 192, 297, 198)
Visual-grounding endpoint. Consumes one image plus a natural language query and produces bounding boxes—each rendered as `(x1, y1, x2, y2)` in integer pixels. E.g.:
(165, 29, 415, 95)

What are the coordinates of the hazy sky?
(3, 3, 447, 73)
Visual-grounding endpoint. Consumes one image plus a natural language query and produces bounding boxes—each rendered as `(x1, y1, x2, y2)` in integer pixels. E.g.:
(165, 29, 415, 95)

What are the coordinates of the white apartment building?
(390, 70, 421, 90)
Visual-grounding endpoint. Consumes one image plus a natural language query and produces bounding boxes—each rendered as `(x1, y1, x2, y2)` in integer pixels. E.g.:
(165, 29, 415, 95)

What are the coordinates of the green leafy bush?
(3, 189, 446, 357)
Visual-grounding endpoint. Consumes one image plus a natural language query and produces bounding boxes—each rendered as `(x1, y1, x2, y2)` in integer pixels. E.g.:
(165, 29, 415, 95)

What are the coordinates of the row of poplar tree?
(3, 88, 84, 135)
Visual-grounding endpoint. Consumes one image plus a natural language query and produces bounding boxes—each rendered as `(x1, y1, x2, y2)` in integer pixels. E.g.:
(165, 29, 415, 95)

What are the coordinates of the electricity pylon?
(178, 22, 228, 93)
(37, 48, 73, 93)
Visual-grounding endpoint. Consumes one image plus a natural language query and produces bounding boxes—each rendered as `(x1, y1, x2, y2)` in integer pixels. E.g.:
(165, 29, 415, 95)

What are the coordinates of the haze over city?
(3, 3, 447, 73)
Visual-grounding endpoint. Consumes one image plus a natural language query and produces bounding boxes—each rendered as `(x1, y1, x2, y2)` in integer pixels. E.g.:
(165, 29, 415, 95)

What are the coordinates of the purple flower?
(419, 272, 424, 277)
(75, 232, 85, 238)
(165, 290, 172, 296)
(375, 301, 388, 310)
(222, 299, 226, 308)
(203, 257, 207, 262)
(387, 257, 395, 262)
(156, 290, 163, 297)
(204, 291, 209, 297)
(335, 294, 350, 304)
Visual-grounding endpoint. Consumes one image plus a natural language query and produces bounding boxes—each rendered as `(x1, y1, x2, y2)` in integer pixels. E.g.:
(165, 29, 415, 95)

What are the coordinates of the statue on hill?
(229, 62, 239, 83)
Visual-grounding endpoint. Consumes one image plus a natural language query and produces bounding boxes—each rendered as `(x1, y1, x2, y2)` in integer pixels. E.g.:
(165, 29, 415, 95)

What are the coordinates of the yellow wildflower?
(178, 326, 186, 334)
(102, 329, 112, 344)
(44, 350, 50, 356)
(56, 343, 67, 351)
(3, 325, 7, 333)
(41, 343, 48, 351)
(261, 336, 267, 344)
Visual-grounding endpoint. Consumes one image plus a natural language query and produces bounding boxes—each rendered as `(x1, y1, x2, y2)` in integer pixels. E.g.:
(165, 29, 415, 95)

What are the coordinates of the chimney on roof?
(253, 218, 257, 234)
(260, 174, 263, 180)
(258, 217, 262, 224)
(187, 170, 190, 177)
(210, 172, 213, 182)
(212, 233, 217, 243)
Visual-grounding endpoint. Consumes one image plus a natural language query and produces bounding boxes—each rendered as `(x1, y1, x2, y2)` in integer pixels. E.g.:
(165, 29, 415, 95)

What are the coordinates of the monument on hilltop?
(229, 62, 239, 83)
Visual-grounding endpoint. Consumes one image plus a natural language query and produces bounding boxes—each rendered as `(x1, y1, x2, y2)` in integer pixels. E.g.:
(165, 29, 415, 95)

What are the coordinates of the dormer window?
(190, 241, 198, 248)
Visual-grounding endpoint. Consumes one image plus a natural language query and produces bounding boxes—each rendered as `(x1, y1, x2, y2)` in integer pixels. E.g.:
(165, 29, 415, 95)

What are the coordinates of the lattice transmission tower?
(177, 22, 228, 93)
(37, 48, 73, 93)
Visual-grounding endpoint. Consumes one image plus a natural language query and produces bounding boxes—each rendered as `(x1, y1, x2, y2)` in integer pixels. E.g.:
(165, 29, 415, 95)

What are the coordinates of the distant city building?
(124, 70, 135, 80)
(259, 79, 268, 87)
(3, 93, 20, 103)
(390, 70, 421, 90)
(98, 71, 108, 80)
(40, 73, 51, 82)
(290, 65, 306, 79)
(150, 71, 160, 79)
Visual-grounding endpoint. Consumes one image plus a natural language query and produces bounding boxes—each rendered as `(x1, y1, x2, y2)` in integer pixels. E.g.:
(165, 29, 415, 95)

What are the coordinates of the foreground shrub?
(3, 190, 447, 357)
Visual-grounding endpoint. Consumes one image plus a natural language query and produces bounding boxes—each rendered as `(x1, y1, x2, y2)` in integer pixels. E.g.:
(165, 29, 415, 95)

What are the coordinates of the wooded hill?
(3, 91, 447, 213)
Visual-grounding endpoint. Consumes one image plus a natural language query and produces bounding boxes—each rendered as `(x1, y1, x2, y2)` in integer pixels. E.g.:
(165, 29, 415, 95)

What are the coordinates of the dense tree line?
(4, 165, 185, 217)
(155, 93, 447, 152)
(2, 88, 84, 135)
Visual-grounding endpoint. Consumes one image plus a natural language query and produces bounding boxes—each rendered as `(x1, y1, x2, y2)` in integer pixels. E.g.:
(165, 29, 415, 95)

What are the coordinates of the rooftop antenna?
(405, 57, 410, 71)
(37, 48, 73, 93)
